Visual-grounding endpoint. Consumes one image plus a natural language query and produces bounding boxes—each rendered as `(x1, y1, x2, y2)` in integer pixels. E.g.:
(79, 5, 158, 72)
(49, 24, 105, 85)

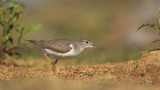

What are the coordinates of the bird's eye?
(86, 41, 88, 43)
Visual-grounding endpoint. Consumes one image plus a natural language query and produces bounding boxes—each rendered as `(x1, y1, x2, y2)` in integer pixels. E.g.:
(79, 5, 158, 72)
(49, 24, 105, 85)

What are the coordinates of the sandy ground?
(0, 51, 160, 90)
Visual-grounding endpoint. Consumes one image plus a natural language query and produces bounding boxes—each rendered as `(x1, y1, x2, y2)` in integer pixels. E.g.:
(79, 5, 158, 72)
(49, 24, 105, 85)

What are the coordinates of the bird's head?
(79, 39, 102, 50)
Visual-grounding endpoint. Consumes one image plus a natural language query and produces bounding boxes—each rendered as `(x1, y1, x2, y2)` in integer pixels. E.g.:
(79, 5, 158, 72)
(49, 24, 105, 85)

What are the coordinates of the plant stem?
(17, 28, 24, 45)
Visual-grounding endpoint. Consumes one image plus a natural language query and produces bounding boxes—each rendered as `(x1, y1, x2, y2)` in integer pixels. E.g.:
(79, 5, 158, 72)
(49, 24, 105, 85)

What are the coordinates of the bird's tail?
(27, 40, 35, 43)
(23, 39, 37, 44)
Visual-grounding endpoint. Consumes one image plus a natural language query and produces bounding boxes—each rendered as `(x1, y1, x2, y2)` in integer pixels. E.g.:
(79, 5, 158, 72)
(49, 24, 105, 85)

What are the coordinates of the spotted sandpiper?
(27, 38, 102, 72)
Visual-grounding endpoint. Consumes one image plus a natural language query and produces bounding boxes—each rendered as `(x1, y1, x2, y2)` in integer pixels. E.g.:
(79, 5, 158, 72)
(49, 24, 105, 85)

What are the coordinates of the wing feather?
(28, 39, 73, 53)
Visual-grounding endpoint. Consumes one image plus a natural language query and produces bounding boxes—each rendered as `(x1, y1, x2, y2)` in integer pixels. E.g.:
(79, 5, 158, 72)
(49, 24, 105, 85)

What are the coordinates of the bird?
(27, 38, 102, 72)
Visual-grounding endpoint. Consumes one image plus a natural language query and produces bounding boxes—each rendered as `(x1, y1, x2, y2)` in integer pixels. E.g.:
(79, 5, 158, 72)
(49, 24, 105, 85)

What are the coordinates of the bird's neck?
(73, 43, 85, 54)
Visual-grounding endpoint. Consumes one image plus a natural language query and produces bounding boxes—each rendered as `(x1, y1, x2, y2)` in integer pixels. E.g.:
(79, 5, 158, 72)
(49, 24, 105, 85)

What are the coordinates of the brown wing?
(28, 39, 73, 53)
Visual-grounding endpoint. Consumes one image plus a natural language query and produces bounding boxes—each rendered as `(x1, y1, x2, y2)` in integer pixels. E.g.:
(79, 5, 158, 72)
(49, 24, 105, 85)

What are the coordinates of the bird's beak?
(93, 45, 103, 50)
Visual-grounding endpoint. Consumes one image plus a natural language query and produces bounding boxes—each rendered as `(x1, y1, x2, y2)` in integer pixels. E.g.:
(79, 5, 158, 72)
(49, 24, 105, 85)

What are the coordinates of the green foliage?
(132, 61, 138, 69)
(139, 48, 160, 55)
(0, 0, 41, 61)
(137, 24, 160, 32)
(138, 7, 160, 54)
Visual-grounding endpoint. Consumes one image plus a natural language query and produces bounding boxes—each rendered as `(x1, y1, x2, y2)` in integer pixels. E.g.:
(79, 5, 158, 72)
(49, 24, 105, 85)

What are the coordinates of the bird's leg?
(51, 59, 59, 72)
(44, 54, 52, 62)
(44, 54, 59, 72)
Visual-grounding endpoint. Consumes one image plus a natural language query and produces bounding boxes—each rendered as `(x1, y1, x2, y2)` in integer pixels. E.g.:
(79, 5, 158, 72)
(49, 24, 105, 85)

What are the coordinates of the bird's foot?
(51, 62, 59, 72)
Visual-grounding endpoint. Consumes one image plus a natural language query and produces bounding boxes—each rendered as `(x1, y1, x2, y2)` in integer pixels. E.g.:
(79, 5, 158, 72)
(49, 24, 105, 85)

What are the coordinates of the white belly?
(44, 48, 77, 57)
(43, 44, 81, 57)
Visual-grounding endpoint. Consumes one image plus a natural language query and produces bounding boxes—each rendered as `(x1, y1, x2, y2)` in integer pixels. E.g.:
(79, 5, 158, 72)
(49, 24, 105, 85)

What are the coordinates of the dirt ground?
(0, 51, 160, 90)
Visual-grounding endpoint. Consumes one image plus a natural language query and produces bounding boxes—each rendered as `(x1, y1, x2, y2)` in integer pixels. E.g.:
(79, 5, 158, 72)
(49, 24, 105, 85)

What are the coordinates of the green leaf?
(0, 8, 3, 14)
(6, 23, 14, 36)
(6, 1, 24, 14)
(138, 50, 150, 55)
(7, 3, 15, 13)
(28, 24, 42, 32)
(133, 62, 138, 69)
(137, 24, 160, 31)
(139, 48, 160, 55)
(150, 39, 160, 44)
(0, 16, 4, 27)
(22, 23, 42, 32)
(14, 11, 23, 20)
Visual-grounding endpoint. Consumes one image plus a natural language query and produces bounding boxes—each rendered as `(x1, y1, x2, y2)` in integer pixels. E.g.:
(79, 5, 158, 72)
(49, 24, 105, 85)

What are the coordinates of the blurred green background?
(18, 0, 160, 64)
